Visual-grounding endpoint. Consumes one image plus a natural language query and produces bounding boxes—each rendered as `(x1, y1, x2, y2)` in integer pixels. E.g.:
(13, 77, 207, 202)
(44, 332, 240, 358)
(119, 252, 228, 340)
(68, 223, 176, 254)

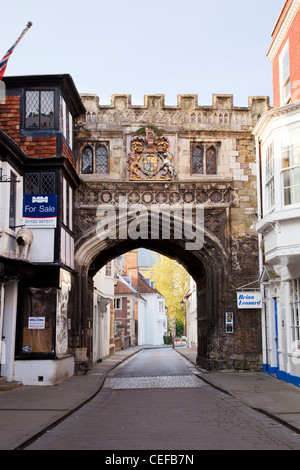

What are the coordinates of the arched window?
(192, 145, 203, 174)
(96, 146, 109, 174)
(82, 147, 93, 174)
(206, 146, 217, 175)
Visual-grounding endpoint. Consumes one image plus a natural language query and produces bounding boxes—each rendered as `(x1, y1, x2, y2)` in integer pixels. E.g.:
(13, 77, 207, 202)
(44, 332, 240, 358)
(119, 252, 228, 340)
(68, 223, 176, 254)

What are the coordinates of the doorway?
(0, 283, 4, 376)
(274, 297, 279, 371)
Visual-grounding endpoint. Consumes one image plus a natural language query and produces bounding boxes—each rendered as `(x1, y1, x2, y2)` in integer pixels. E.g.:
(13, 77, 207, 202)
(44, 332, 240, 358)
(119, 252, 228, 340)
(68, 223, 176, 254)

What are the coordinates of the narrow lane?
(26, 348, 300, 450)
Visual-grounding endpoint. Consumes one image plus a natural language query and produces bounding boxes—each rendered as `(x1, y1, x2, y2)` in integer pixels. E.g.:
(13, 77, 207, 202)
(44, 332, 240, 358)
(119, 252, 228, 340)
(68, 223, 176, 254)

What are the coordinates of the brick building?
(253, 0, 300, 387)
(270, 0, 300, 108)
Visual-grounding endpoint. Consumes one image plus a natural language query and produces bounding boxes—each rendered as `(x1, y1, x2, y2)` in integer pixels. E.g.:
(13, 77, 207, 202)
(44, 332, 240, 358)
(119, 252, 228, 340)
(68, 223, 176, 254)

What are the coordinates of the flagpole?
(0, 21, 33, 80)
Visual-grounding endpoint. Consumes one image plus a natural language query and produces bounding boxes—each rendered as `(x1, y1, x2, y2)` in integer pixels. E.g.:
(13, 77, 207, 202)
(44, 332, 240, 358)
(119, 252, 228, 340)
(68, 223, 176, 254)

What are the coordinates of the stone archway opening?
(72, 205, 231, 373)
(91, 241, 206, 365)
(92, 247, 196, 359)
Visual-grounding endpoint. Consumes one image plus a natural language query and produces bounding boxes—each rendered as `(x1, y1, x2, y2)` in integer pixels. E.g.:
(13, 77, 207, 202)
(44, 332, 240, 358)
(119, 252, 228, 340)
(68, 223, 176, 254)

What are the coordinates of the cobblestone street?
(25, 349, 300, 451)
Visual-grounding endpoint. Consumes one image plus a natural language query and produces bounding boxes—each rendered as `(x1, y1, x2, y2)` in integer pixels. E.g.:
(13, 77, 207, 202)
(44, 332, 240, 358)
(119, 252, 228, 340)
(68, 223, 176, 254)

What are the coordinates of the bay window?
(265, 141, 275, 211)
(281, 126, 300, 206)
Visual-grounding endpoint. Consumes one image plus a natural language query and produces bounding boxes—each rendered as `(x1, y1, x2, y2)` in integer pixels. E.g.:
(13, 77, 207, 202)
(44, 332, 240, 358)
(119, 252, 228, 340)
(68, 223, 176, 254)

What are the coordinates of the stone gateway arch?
(71, 93, 270, 373)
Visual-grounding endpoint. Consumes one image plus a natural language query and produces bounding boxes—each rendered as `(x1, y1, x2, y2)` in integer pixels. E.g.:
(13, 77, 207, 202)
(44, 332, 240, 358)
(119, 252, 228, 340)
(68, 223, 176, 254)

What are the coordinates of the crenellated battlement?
(77, 93, 270, 132)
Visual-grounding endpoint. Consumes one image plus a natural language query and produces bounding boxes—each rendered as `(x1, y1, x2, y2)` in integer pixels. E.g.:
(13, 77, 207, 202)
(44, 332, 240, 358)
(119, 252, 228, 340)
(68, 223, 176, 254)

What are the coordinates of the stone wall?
(74, 92, 270, 371)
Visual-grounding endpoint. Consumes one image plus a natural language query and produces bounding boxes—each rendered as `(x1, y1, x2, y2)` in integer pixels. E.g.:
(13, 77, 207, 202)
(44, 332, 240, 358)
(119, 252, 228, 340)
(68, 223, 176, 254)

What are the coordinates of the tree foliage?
(144, 253, 191, 328)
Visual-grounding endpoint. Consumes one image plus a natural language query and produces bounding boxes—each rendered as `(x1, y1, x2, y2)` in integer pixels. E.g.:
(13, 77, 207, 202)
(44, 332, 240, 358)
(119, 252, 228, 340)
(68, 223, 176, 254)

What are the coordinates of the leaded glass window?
(24, 173, 39, 194)
(206, 147, 217, 175)
(82, 147, 93, 174)
(41, 173, 56, 194)
(96, 146, 109, 174)
(25, 90, 55, 129)
(192, 145, 203, 174)
(24, 172, 56, 195)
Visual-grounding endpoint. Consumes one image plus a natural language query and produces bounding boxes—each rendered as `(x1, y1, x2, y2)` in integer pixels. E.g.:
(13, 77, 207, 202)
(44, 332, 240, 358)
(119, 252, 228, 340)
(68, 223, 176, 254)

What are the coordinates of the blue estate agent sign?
(23, 195, 58, 228)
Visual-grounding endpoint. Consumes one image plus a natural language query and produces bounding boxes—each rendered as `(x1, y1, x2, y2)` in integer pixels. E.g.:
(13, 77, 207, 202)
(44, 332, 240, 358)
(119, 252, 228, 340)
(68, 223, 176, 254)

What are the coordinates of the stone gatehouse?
(72, 92, 270, 372)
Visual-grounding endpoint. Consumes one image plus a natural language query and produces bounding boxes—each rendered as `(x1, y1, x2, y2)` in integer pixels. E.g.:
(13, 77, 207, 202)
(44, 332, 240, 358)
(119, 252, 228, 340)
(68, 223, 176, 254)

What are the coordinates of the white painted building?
(0, 131, 25, 384)
(184, 278, 197, 350)
(0, 75, 85, 386)
(138, 281, 167, 346)
(93, 261, 114, 363)
(253, 0, 300, 387)
(254, 104, 300, 386)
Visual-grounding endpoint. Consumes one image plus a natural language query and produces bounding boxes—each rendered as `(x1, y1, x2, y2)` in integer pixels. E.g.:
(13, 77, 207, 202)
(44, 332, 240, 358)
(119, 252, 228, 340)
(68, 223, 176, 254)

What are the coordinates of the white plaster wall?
(93, 263, 114, 361)
(14, 357, 74, 386)
(0, 161, 23, 259)
(1, 281, 18, 382)
(143, 294, 165, 346)
(28, 229, 55, 262)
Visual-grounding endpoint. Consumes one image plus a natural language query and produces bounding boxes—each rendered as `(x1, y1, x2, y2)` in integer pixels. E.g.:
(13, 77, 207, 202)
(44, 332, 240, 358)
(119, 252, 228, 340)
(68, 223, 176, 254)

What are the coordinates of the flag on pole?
(0, 22, 33, 81)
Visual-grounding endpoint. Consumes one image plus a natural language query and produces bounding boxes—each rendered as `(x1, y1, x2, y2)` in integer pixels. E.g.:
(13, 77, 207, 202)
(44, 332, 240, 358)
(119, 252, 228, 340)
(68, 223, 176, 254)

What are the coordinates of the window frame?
(95, 145, 109, 174)
(191, 143, 218, 175)
(24, 88, 57, 131)
(114, 298, 122, 310)
(280, 125, 300, 208)
(105, 262, 112, 277)
(289, 279, 300, 352)
(60, 96, 73, 150)
(265, 141, 275, 212)
(280, 41, 291, 106)
(9, 171, 17, 229)
(191, 144, 204, 175)
(81, 143, 110, 175)
(15, 286, 57, 359)
(24, 171, 56, 195)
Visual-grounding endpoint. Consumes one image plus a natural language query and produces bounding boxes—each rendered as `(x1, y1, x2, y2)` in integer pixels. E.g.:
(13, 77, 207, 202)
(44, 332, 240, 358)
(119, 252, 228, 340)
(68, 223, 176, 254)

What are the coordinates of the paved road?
(25, 348, 300, 451)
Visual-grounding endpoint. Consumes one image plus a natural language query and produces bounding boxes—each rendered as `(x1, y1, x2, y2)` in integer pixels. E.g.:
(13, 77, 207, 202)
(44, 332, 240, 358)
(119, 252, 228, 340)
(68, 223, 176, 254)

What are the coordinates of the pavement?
(0, 344, 300, 451)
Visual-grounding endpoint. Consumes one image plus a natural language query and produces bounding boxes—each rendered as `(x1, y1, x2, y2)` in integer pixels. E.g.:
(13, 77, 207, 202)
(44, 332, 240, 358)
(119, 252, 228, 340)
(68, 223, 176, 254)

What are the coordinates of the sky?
(0, 0, 284, 107)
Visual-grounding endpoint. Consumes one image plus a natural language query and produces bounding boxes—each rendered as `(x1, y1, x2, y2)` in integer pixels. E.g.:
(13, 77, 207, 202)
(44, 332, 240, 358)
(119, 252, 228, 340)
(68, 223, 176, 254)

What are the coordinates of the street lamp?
(180, 300, 184, 309)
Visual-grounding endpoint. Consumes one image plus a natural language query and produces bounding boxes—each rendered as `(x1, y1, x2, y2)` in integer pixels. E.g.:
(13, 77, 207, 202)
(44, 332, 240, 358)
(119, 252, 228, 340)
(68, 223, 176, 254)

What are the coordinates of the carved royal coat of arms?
(127, 128, 176, 181)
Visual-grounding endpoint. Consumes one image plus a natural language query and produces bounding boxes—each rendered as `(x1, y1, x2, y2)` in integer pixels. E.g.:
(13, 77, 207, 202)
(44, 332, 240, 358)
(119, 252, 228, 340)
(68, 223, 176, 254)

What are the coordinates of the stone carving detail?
(74, 183, 233, 245)
(127, 129, 176, 181)
(204, 210, 227, 245)
(75, 183, 233, 208)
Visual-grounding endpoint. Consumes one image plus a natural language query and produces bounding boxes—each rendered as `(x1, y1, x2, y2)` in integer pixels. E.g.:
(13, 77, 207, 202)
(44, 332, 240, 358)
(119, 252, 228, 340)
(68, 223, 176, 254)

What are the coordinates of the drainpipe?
(255, 136, 263, 275)
(0, 283, 4, 370)
(255, 135, 267, 369)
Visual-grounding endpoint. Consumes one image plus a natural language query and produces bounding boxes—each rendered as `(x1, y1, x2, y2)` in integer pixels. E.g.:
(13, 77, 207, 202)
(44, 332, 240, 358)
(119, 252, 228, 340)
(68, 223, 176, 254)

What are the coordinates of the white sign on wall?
(237, 291, 262, 309)
(28, 317, 45, 329)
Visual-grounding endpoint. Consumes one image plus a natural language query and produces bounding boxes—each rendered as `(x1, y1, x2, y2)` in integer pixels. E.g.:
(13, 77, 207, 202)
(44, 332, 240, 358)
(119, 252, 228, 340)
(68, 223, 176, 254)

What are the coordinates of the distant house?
(114, 250, 167, 346)
(184, 277, 197, 350)
(93, 260, 115, 362)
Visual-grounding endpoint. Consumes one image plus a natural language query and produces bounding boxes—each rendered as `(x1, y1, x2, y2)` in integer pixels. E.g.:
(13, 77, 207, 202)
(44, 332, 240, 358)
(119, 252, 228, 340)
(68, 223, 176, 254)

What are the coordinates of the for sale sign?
(28, 317, 45, 329)
(23, 195, 58, 228)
